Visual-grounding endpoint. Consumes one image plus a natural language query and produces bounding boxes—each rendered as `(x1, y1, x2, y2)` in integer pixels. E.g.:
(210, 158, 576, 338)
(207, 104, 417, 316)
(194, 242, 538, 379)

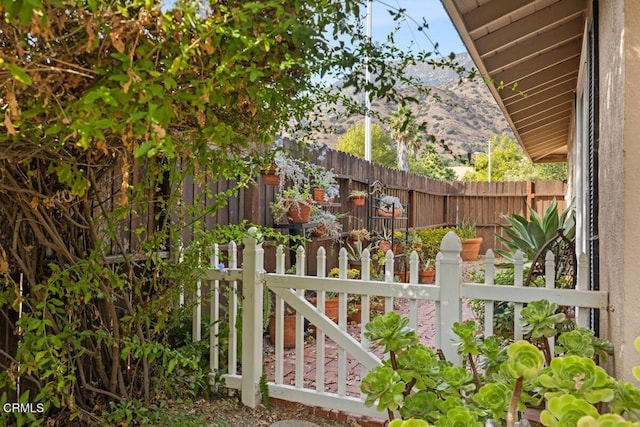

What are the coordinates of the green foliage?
(540, 395, 601, 427)
(578, 414, 640, 427)
(472, 383, 511, 421)
(464, 133, 567, 182)
(362, 313, 640, 426)
(337, 123, 397, 167)
(389, 418, 433, 427)
(555, 328, 613, 361)
(390, 105, 420, 172)
(609, 380, 640, 421)
(416, 227, 459, 261)
(505, 340, 545, 380)
(409, 150, 456, 181)
(364, 312, 419, 354)
(496, 199, 575, 261)
(538, 356, 615, 403)
(362, 366, 406, 412)
(521, 300, 566, 339)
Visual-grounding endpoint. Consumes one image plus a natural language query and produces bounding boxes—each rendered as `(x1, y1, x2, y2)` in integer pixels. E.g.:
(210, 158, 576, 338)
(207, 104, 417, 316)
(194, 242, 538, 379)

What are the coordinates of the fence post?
(438, 231, 462, 365)
(241, 228, 265, 408)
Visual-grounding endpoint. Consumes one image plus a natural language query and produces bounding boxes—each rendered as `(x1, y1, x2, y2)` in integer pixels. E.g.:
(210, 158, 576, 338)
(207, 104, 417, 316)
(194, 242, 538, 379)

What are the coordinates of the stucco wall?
(598, 0, 640, 385)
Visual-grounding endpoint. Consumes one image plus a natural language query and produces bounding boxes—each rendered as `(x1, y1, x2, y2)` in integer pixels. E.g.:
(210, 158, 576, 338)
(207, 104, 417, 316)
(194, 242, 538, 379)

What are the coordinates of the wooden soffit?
(441, 0, 588, 162)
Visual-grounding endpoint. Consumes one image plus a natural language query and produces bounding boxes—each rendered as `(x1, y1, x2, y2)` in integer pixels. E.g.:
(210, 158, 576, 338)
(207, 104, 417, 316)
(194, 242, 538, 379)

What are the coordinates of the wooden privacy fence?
(200, 229, 607, 416)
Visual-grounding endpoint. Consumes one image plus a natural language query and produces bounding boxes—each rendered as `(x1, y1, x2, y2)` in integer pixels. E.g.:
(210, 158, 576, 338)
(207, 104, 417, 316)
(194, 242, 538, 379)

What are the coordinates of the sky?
(369, 0, 467, 57)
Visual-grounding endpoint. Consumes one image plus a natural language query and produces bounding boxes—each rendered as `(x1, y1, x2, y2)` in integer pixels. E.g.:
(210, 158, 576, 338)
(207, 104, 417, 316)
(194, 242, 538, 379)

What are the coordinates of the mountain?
(311, 53, 514, 160)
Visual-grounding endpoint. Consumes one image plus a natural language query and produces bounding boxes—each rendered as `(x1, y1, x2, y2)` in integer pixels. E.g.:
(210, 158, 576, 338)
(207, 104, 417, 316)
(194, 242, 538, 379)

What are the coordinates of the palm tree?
(390, 106, 419, 171)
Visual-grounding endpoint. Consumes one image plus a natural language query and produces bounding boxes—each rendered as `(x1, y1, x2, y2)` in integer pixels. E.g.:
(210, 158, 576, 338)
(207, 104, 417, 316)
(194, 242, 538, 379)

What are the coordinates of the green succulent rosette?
(361, 365, 406, 412)
(505, 340, 544, 380)
(435, 405, 482, 427)
(399, 391, 440, 422)
(396, 345, 440, 390)
(364, 311, 419, 354)
(472, 382, 511, 421)
(540, 395, 600, 427)
(389, 418, 433, 427)
(521, 300, 566, 338)
(537, 355, 615, 403)
(577, 413, 640, 427)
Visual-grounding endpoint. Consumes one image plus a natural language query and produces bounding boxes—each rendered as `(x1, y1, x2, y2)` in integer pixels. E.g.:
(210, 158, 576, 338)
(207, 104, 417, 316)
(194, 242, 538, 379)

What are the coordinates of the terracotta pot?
(395, 271, 409, 283)
(419, 268, 435, 284)
(308, 297, 339, 322)
(261, 164, 279, 186)
(268, 314, 297, 348)
(377, 207, 402, 217)
(378, 240, 392, 252)
(352, 196, 365, 206)
(312, 188, 325, 202)
(347, 304, 362, 323)
(461, 237, 483, 261)
(324, 298, 339, 322)
(286, 200, 312, 223)
(311, 224, 328, 238)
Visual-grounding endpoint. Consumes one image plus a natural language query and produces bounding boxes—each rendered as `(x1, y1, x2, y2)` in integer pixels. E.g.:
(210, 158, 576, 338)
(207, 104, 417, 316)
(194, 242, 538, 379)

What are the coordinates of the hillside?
(311, 53, 514, 160)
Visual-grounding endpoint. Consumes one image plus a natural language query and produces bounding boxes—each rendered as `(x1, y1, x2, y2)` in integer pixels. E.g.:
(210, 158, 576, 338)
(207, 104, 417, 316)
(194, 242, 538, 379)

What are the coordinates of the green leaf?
(135, 140, 155, 158)
(5, 63, 32, 85)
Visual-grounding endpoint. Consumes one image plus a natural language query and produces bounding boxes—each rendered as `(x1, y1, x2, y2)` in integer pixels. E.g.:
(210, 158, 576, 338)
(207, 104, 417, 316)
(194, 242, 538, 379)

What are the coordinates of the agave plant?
(496, 199, 575, 261)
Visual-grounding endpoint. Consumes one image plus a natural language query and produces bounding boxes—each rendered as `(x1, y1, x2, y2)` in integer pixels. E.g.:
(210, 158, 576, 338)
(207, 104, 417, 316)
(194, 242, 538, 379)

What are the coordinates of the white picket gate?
(198, 229, 608, 416)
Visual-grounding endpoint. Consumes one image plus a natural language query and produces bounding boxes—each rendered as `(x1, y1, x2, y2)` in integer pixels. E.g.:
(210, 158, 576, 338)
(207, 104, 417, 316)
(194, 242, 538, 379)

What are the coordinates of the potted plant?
(265, 150, 311, 192)
(310, 166, 338, 202)
(270, 187, 313, 224)
(345, 240, 372, 269)
(267, 302, 298, 348)
(419, 257, 435, 284)
(458, 219, 483, 261)
(308, 209, 343, 241)
(374, 226, 393, 252)
(377, 195, 405, 217)
(327, 268, 361, 323)
(349, 189, 368, 206)
(348, 228, 370, 243)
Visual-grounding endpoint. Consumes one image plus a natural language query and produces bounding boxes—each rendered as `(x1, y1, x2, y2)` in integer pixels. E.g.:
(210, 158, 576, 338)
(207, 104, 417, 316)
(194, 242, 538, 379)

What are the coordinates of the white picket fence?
(196, 229, 608, 417)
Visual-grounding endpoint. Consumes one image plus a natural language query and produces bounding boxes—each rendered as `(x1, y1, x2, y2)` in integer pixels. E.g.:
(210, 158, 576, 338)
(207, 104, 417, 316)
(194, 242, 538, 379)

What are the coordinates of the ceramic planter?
(352, 196, 365, 206)
(312, 188, 325, 202)
(268, 314, 297, 348)
(461, 237, 483, 261)
(286, 200, 312, 223)
(419, 268, 435, 284)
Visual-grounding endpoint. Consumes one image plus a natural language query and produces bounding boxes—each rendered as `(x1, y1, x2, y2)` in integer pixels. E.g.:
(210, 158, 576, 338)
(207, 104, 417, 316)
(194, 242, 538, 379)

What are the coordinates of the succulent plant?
(436, 405, 482, 427)
(537, 355, 615, 404)
(364, 311, 419, 354)
(361, 365, 406, 412)
(505, 340, 545, 380)
(399, 391, 439, 422)
(472, 382, 511, 422)
(388, 418, 433, 427)
(577, 413, 640, 427)
(540, 394, 600, 427)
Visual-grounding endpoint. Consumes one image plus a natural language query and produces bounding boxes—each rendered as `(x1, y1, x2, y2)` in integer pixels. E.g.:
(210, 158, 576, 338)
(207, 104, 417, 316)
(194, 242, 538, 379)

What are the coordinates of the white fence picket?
(316, 247, 327, 392)
(210, 247, 219, 384)
(483, 249, 495, 337)
(545, 251, 556, 356)
(513, 251, 524, 341)
(228, 241, 238, 377)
